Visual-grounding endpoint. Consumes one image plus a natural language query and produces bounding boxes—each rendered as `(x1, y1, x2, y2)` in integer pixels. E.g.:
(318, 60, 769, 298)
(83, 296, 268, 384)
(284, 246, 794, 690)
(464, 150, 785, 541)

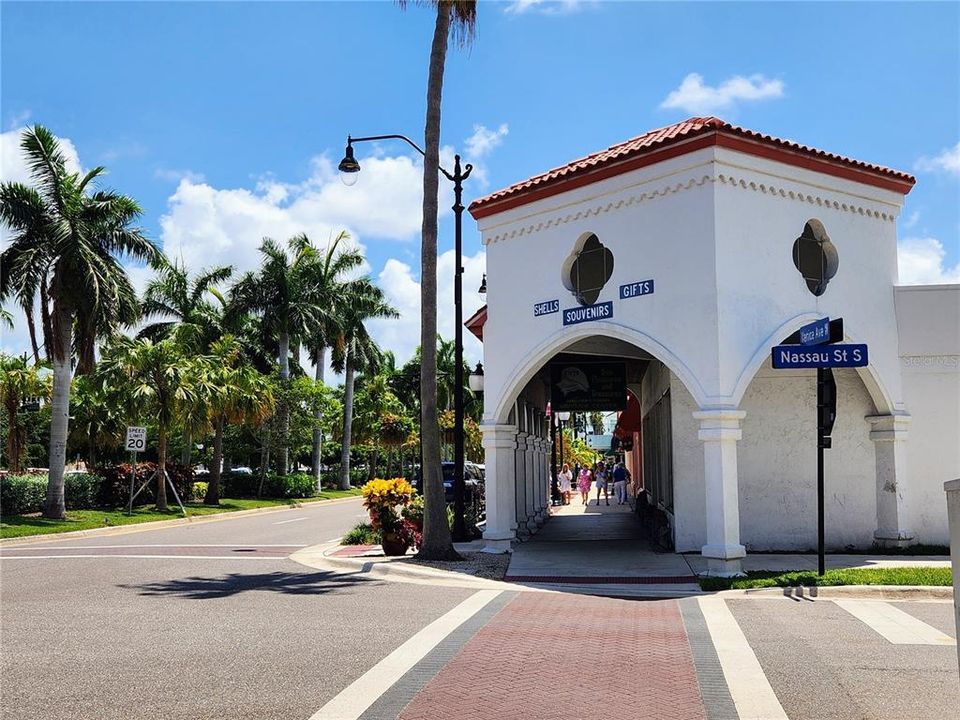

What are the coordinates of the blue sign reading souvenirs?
(619, 279, 655, 299)
(771, 343, 868, 369)
(534, 299, 560, 317)
(800, 317, 831, 346)
(563, 301, 613, 326)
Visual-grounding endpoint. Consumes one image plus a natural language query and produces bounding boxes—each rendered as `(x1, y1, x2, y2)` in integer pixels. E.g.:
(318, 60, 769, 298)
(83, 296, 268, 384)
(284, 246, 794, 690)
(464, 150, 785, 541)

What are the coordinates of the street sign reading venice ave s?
(800, 316, 830, 345)
(125, 426, 147, 452)
(771, 344, 868, 369)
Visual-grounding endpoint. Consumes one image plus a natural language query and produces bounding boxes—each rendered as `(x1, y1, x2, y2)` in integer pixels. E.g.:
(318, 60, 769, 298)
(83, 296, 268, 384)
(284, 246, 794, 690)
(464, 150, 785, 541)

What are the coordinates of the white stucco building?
(466, 117, 960, 575)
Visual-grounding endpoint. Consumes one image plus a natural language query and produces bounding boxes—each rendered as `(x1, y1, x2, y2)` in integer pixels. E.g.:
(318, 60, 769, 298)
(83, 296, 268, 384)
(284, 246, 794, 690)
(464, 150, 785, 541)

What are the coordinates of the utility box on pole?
(945, 477, 960, 677)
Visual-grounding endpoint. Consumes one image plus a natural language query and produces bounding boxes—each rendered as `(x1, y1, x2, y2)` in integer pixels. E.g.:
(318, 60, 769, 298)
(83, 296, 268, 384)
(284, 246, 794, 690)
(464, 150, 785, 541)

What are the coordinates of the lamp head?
(338, 141, 360, 186)
(478, 273, 487, 294)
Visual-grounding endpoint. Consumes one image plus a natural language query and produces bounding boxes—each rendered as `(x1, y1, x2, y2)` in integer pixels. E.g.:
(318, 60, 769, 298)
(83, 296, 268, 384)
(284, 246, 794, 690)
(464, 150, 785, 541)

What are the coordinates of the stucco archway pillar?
(514, 431, 531, 538)
(523, 433, 538, 533)
(481, 424, 519, 553)
(534, 435, 547, 525)
(868, 414, 914, 548)
(694, 409, 747, 576)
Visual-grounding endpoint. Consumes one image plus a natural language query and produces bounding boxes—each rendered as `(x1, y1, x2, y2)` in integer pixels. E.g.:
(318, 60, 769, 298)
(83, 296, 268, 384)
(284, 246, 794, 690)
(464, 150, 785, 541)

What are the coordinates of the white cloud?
(154, 167, 205, 184)
(465, 124, 509, 159)
(0, 125, 82, 187)
(504, 0, 590, 15)
(369, 248, 487, 367)
(914, 142, 960, 176)
(5, 110, 31, 131)
(897, 236, 960, 285)
(660, 73, 785, 115)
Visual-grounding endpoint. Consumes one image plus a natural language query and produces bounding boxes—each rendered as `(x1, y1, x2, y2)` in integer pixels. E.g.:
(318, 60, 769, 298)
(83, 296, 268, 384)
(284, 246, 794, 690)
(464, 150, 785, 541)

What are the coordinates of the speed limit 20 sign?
(125, 426, 147, 452)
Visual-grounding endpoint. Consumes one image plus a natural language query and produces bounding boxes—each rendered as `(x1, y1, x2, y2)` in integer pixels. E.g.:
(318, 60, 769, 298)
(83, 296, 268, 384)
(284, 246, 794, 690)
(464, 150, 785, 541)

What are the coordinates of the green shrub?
(342, 522, 380, 545)
(281, 473, 316, 498)
(94, 463, 193, 507)
(192, 481, 209, 501)
(0, 474, 47, 515)
(63, 473, 103, 510)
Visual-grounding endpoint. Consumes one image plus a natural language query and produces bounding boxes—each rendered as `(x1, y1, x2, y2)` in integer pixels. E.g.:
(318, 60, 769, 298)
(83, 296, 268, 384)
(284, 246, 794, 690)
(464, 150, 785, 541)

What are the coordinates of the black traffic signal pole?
(817, 366, 837, 576)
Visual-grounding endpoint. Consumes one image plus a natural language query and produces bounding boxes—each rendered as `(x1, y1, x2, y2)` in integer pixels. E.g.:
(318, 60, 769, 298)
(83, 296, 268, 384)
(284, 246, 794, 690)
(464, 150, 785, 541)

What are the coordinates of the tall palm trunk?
(277, 331, 290, 475)
(417, 2, 458, 560)
(367, 444, 379, 483)
(156, 427, 169, 511)
(44, 314, 72, 519)
(205, 417, 224, 505)
(338, 356, 355, 490)
(39, 276, 53, 363)
(181, 429, 191, 467)
(311, 346, 326, 491)
(5, 401, 21, 473)
(25, 307, 40, 364)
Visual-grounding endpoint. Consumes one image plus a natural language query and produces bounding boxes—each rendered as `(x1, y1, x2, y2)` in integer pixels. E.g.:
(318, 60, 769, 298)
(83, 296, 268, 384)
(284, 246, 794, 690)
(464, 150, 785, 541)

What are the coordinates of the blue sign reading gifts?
(619, 279, 654, 299)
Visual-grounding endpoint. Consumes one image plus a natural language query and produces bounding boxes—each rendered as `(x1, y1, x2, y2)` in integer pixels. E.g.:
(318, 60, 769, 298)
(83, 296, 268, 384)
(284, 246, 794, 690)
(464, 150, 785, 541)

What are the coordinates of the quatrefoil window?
(792, 219, 838, 297)
(561, 233, 615, 306)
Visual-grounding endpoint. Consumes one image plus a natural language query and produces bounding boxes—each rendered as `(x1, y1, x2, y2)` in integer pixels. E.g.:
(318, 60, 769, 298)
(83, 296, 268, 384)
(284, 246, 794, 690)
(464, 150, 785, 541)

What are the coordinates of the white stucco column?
(868, 414, 914, 547)
(481, 423, 518, 553)
(944, 478, 960, 674)
(524, 434, 538, 532)
(534, 437, 547, 525)
(694, 409, 747, 576)
(514, 431, 530, 538)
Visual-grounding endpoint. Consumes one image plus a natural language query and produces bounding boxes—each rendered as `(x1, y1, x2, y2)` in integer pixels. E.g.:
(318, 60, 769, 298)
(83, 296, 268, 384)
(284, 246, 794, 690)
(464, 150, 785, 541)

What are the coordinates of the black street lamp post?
(339, 134, 473, 541)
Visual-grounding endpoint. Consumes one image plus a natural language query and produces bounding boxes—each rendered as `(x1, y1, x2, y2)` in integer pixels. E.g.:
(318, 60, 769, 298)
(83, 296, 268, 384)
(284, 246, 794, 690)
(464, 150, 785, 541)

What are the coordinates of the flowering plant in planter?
(361, 478, 419, 555)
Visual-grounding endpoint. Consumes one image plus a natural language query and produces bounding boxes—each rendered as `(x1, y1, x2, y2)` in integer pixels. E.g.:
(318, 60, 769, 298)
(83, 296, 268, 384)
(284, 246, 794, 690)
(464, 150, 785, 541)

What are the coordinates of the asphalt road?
(0, 498, 474, 720)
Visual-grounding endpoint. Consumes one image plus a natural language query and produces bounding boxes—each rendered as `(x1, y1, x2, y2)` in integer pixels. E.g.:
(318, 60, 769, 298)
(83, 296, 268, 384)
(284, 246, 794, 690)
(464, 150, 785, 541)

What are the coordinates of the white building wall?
(896, 284, 960, 545)
(739, 364, 878, 550)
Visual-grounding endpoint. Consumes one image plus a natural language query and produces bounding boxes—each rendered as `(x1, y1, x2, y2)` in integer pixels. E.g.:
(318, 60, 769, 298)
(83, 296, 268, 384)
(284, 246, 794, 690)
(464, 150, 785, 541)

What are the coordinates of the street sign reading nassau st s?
(772, 344, 868, 369)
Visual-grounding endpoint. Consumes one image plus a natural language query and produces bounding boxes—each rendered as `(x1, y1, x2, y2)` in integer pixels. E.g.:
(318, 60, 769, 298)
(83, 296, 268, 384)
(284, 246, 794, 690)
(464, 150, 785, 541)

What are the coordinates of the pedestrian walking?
(558, 463, 573, 505)
(594, 461, 610, 506)
(613, 461, 629, 505)
(577, 466, 592, 505)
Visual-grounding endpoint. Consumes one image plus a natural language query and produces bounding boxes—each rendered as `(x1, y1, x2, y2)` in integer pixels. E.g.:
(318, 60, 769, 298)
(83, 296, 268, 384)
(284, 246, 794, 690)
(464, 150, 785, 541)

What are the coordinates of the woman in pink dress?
(577, 467, 592, 505)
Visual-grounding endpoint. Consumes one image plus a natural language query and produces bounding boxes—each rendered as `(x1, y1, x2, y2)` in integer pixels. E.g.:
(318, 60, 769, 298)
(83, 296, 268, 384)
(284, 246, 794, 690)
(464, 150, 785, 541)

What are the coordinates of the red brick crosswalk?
(399, 593, 707, 720)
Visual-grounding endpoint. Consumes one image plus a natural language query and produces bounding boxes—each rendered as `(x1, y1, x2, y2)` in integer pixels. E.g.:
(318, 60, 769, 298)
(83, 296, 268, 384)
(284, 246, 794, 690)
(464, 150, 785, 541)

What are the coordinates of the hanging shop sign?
(550, 361, 627, 412)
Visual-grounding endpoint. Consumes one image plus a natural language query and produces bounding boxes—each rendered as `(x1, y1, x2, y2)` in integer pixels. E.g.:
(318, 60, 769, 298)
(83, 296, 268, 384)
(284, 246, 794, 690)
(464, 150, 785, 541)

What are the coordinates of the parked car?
(414, 461, 484, 504)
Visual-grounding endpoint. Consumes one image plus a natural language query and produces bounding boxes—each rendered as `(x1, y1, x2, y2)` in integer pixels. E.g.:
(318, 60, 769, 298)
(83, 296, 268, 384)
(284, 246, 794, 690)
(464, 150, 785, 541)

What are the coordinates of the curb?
(291, 545, 522, 591)
(714, 584, 954, 601)
(0, 495, 364, 546)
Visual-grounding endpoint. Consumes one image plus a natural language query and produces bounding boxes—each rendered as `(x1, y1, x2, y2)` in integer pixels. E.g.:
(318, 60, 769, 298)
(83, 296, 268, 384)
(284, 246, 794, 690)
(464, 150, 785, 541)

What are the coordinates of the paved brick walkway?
(398, 593, 707, 720)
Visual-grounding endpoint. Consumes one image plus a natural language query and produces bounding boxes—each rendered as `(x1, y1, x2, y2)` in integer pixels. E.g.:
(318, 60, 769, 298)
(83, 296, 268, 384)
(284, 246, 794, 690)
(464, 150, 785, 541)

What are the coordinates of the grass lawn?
(700, 566, 953, 591)
(0, 489, 362, 539)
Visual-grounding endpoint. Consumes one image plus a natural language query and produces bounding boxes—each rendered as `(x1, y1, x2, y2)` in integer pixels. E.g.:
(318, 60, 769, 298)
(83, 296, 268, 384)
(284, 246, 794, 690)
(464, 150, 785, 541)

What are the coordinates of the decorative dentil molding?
(484, 171, 897, 246)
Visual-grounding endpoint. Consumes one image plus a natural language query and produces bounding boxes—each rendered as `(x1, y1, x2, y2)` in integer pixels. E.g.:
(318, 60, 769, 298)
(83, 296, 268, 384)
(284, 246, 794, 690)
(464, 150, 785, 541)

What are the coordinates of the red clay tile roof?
(464, 304, 486, 342)
(469, 117, 915, 219)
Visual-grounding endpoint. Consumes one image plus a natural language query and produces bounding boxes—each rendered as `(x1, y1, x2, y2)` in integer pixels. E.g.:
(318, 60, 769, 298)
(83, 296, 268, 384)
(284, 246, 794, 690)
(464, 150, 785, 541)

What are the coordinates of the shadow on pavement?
(120, 569, 375, 600)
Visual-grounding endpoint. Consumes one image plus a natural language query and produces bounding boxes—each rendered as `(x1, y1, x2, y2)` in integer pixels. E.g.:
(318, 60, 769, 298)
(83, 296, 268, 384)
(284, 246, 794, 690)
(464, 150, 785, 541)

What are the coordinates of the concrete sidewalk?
(503, 502, 950, 598)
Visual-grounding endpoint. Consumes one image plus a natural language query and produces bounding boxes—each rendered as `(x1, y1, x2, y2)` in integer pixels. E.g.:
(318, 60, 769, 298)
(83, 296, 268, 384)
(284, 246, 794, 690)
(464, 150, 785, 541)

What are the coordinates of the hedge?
(94, 463, 195, 506)
(221, 471, 316, 499)
(1, 472, 107, 515)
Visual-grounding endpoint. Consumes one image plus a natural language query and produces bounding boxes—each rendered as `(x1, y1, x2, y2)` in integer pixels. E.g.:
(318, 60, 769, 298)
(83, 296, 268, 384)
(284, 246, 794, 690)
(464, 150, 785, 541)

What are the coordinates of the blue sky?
(2, 0, 958, 366)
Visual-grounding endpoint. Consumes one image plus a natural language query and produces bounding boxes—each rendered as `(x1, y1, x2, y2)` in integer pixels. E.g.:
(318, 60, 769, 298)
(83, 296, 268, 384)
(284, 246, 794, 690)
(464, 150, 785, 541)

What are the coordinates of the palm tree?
(197, 336, 275, 505)
(69, 372, 125, 469)
(140, 260, 232, 464)
(331, 280, 398, 490)
(404, 0, 477, 560)
(302, 231, 364, 489)
(99, 337, 193, 511)
(0, 126, 161, 518)
(230, 235, 325, 475)
(0, 354, 50, 472)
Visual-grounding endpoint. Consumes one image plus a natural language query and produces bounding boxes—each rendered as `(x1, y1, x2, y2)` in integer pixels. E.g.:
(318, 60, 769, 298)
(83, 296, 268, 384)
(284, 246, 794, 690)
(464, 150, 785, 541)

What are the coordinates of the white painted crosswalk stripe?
(698, 596, 789, 720)
(834, 600, 956, 645)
